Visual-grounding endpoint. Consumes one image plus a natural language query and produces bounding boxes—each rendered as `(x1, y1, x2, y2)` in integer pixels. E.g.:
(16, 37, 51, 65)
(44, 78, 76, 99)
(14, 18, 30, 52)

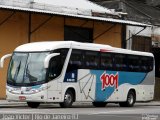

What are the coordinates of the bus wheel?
(92, 102, 107, 107)
(119, 90, 136, 107)
(60, 90, 74, 108)
(27, 102, 40, 108)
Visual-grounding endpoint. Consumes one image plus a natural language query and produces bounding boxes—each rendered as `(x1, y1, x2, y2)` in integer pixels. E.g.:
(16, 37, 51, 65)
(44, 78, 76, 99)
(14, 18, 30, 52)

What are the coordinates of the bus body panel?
(61, 69, 154, 102)
(77, 69, 96, 102)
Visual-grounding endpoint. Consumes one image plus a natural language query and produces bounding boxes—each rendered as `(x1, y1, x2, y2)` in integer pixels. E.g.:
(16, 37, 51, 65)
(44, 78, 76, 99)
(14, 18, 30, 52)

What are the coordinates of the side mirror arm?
(44, 53, 60, 68)
(0, 54, 12, 68)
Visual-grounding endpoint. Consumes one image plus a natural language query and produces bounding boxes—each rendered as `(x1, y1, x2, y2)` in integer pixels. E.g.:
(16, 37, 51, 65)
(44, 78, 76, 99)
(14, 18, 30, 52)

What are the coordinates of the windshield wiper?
(13, 61, 21, 80)
(23, 62, 38, 83)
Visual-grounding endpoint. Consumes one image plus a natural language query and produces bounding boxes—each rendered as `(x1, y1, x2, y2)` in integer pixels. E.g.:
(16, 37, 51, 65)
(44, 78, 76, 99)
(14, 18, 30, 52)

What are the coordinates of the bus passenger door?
(46, 55, 63, 102)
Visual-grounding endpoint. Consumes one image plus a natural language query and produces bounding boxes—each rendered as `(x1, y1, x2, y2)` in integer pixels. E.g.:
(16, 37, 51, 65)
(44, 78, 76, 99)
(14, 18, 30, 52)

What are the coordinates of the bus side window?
(128, 55, 140, 72)
(100, 53, 113, 70)
(141, 57, 153, 72)
(84, 51, 99, 69)
(148, 57, 154, 71)
(67, 49, 82, 72)
(114, 54, 127, 71)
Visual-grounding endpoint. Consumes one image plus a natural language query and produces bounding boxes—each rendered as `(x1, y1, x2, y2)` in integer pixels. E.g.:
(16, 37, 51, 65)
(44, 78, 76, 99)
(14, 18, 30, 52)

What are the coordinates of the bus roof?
(14, 41, 153, 57)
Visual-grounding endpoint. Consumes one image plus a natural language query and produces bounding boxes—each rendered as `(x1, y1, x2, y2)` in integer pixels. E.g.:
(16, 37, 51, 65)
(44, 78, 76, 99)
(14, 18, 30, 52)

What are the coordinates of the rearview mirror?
(0, 54, 12, 68)
(44, 53, 60, 68)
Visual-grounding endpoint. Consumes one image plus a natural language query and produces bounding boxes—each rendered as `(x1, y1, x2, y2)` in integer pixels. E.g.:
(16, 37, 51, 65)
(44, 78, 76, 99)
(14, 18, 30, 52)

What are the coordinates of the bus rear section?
(61, 48, 154, 107)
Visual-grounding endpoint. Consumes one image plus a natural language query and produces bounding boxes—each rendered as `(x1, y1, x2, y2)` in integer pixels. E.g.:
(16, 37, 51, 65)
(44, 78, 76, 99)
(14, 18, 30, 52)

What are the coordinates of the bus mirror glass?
(44, 53, 60, 68)
(0, 54, 12, 68)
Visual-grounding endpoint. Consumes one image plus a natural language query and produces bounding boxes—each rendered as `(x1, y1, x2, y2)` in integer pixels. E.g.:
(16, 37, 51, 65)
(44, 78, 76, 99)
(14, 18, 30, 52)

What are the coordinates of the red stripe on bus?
(100, 49, 112, 52)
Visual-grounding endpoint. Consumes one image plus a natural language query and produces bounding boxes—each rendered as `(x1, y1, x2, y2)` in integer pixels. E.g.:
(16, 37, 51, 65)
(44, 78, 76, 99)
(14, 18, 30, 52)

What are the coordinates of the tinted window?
(128, 55, 140, 72)
(127, 55, 153, 72)
(84, 51, 99, 69)
(100, 53, 113, 70)
(141, 57, 153, 72)
(67, 49, 83, 72)
(114, 54, 127, 71)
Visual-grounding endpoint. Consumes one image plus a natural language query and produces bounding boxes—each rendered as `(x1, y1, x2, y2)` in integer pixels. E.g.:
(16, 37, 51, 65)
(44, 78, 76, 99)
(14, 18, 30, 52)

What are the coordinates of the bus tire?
(92, 102, 107, 107)
(119, 90, 136, 107)
(27, 102, 40, 108)
(59, 90, 74, 108)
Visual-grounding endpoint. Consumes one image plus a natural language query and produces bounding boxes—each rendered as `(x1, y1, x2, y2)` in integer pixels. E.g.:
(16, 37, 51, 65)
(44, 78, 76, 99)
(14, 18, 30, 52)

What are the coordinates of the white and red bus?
(1, 41, 155, 108)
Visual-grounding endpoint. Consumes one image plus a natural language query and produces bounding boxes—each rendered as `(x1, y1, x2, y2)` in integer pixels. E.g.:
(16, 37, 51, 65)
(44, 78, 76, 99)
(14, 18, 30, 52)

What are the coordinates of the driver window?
(48, 49, 68, 81)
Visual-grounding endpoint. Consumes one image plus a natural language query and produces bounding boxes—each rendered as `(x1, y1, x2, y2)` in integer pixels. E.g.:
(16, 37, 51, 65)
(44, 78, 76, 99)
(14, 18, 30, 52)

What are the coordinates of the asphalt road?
(0, 102, 159, 120)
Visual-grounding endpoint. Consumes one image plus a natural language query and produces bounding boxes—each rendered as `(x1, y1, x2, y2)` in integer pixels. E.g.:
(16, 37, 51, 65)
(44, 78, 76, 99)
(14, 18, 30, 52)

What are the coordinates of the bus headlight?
(31, 86, 50, 94)
(6, 86, 12, 92)
(6, 85, 50, 94)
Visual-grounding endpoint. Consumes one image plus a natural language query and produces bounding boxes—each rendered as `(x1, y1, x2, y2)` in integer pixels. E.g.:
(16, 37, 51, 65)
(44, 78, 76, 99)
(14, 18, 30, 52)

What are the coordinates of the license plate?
(19, 96, 26, 101)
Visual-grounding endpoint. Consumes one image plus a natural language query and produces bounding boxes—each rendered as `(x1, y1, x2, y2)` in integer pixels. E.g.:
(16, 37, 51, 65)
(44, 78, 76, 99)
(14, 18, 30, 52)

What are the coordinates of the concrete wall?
(154, 78, 160, 101)
(152, 26, 160, 47)
(0, 10, 122, 98)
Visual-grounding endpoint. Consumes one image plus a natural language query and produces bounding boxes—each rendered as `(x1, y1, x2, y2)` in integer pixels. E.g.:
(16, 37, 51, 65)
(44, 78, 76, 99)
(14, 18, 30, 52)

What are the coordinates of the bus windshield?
(7, 52, 49, 86)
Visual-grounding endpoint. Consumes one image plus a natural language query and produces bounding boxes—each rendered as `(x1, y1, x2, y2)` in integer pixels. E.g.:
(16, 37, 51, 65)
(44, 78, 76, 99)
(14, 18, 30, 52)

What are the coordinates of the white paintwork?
(107, 84, 154, 102)
(15, 41, 153, 57)
(15, 41, 70, 52)
(76, 69, 96, 101)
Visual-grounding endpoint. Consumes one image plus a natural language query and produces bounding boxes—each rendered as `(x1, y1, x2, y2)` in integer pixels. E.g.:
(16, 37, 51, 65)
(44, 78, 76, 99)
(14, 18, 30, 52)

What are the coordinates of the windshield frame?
(7, 51, 51, 86)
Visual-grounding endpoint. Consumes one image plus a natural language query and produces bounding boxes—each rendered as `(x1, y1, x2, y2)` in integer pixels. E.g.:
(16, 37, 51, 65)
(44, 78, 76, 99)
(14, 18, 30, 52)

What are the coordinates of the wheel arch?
(128, 88, 136, 101)
(63, 86, 76, 102)
(119, 88, 137, 107)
